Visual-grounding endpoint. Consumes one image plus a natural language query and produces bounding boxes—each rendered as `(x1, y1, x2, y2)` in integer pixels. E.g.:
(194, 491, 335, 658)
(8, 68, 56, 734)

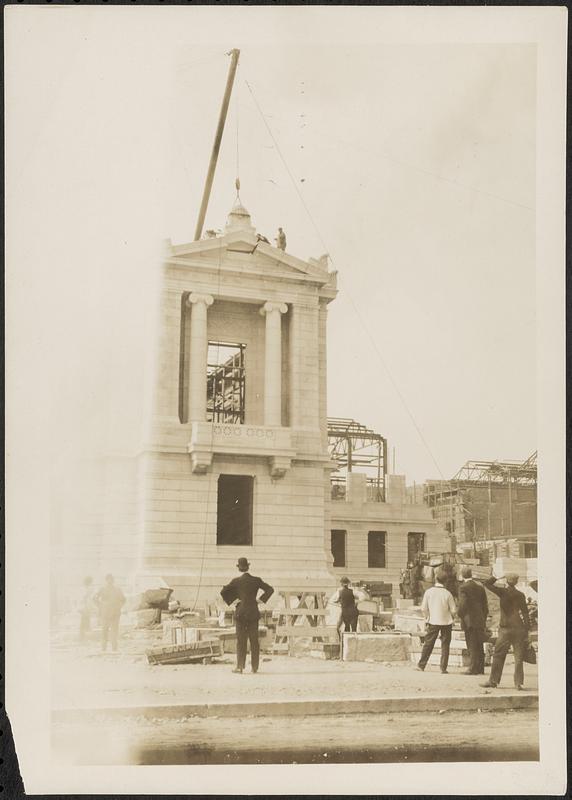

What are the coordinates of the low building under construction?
(422, 452, 537, 559)
(327, 417, 447, 598)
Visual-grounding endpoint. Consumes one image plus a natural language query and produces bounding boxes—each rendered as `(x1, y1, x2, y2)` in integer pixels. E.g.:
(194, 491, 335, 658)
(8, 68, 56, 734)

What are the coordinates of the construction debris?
(147, 638, 222, 666)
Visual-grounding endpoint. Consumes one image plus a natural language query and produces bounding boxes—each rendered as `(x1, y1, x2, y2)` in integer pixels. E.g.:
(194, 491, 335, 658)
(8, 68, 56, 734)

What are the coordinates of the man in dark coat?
(330, 576, 360, 632)
(95, 574, 126, 652)
(480, 573, 530, 690)
(457, 566, 489, 674)
(221, 557, 274, 674)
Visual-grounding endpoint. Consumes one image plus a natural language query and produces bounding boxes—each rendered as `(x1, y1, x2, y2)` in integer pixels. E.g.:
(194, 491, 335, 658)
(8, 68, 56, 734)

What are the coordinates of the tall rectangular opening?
(331, 529, 347, 567)
(407, 531, 425, 564)
(216, 474, 253, 546)
(367, 530, 386, 568)
(207, 341, 246, 424)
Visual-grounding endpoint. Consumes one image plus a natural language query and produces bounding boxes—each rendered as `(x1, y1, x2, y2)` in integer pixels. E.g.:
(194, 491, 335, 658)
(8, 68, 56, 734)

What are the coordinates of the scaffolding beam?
(327, 417, 387, 501)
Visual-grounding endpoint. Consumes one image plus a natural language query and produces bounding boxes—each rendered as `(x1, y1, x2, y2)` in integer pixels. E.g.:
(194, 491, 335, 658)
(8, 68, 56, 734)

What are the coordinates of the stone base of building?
(136, 566, 338, 608)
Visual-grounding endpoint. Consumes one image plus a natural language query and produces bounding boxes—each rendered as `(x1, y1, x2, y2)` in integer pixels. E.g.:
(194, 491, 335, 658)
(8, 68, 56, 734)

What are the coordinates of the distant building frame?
(327, 417, 388, 502)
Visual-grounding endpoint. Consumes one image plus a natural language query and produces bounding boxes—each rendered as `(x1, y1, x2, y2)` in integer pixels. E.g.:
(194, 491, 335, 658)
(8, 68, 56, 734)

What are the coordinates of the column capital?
(260, 301, 288, 316)
(187, 292, 214, 308)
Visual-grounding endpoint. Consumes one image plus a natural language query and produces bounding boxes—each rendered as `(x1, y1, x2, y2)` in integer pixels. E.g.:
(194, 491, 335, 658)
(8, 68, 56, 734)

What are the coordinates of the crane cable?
(244, 74, 448, 483)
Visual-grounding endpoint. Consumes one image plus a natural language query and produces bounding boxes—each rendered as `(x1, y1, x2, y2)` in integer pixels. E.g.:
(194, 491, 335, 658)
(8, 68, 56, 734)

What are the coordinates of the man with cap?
(221, 558, 274, 674)
(480, 573, 529, 689)
(457, 566, 489, 675)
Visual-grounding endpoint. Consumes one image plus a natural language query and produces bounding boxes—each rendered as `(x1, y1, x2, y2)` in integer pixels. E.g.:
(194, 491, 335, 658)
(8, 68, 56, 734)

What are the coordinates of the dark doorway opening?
(216, 475, 253, 546)
(367, 531, 386, 568)
(407, 532, 425, 564)
(331, 530, 347, 567)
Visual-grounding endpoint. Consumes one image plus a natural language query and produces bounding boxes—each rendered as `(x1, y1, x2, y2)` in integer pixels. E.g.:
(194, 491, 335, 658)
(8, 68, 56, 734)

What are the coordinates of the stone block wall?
(330, 498, 449, 594)
(139, 450, 336, 606)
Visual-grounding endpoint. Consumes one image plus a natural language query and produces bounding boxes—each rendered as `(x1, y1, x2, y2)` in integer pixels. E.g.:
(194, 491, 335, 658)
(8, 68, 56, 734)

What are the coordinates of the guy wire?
(244, 74, 448, 482)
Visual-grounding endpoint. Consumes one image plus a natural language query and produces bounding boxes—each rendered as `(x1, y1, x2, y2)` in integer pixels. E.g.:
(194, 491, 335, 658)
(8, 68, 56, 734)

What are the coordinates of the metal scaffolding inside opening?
(327, 417, 388, 502)
(206, 341, 246, 424)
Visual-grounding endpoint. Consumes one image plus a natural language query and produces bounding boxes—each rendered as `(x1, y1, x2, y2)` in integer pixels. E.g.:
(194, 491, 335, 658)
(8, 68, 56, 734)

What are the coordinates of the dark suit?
(338, 586, 359, 632)
(221, 572, 274, 672)
(457, 579, 489, 674)
(484, 577, 529, 687)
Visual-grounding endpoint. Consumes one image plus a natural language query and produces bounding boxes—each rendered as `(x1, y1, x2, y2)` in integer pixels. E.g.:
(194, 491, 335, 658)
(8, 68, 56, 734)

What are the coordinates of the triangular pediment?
(167, 231, 332, 285)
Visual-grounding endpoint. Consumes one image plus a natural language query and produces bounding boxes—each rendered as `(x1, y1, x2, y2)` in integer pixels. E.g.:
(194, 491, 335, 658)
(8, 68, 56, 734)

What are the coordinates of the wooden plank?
(277, 608, 327, 617)
(275, 626, 338, 638)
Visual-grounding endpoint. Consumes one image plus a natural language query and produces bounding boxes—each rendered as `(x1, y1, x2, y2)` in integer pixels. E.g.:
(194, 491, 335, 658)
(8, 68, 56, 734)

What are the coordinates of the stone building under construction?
(422, 452, 537, 560)
(50, 199, 448, 610)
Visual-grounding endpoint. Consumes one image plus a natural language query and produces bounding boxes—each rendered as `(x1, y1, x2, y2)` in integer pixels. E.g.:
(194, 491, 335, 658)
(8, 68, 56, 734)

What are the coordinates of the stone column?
(187, 292, 214, 422)
(260, 301, 288, 426)
(289, 302, 320, 432)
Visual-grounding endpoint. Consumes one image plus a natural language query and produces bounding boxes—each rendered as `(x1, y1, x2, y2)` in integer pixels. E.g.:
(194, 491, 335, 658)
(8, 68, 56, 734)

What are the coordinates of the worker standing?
(480, 573, 529, 690)
(221, 558, 274, 674)
(276, 227, 286, 251)
(416, 568, 457, 674)
(95, 574, 126, 653)
(410, 557, 423, 604)
(399, 567, 411, 600)
(329, 576, 362, 633)
(457, 566, 489, 675)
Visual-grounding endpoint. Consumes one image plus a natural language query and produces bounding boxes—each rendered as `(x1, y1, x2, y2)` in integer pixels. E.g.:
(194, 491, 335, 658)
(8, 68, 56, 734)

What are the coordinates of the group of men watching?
(220, 559, 532, 690)
(79, 557, 532, 690)
(416, 566, 531, 689)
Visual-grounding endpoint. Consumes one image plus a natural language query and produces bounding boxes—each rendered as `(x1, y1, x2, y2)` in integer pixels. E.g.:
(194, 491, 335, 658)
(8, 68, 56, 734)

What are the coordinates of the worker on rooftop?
(276, 227, 286, 251)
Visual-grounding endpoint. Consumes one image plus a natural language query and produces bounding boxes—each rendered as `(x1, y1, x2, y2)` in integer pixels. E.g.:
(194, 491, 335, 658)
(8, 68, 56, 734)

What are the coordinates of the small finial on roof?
(225, 190, 255, 235)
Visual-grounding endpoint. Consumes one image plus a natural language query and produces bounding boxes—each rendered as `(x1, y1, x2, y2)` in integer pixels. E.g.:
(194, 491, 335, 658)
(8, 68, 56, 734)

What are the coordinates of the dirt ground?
(51, 634, 539, 711)
(52, 708, 539, 765)
(51, 628, 539, 766)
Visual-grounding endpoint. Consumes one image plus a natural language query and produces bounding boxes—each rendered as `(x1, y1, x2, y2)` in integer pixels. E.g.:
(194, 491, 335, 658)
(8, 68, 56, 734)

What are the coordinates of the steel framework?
(327, 417, 387, 501)
(424, 451, 538, 543)
(452, 451, 537, 486)
(206, 342, 246, 424)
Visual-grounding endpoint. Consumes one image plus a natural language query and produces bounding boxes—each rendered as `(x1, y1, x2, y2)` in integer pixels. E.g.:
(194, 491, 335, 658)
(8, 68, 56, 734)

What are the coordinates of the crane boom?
(194, 48, 240, 241)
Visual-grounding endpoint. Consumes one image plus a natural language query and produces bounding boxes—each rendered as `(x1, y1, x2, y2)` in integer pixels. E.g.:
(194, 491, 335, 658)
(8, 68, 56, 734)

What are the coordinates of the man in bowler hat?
(457, 566, 489, 674)
(221, 558, 274, 674)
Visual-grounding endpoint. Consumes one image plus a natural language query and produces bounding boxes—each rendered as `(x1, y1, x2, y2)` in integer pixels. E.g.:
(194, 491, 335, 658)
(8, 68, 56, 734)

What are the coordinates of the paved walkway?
(51, 630, 538, 720)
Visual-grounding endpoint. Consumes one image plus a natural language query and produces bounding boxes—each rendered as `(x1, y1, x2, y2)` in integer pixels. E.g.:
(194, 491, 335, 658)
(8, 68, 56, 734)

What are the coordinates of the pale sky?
(6, 10, 569, 794)
(6, 8, 537, 484)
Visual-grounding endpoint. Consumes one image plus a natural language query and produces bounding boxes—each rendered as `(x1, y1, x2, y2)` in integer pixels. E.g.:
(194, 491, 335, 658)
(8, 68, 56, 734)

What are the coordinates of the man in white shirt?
(416, 568, 457, 674)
